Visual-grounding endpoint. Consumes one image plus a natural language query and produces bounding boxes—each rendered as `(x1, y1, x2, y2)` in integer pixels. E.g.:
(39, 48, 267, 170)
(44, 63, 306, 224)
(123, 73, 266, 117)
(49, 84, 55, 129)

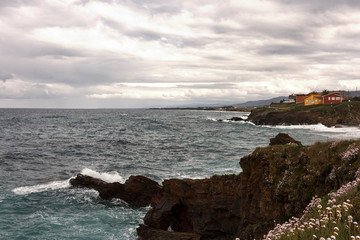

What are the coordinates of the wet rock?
(140, 176, 243, 240)
(70, 174, 163, 207)
(269, 133, 302, 146)
(137, 225, 200, 240)
(228, 117, 245, 121)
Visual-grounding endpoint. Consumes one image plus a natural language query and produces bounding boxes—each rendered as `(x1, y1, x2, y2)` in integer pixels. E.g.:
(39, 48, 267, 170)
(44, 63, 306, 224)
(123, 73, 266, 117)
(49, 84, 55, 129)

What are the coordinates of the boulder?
(269, 133, 302, 146)
(70, 174, 163, 207)
(228, 117, 245, 121)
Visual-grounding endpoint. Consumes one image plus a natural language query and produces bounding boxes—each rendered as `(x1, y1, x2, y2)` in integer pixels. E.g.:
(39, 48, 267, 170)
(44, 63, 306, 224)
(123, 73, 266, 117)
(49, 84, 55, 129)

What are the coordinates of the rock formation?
(138, 136, 360, 239)
(247, 101, 360, 127)
(269, 133, 302, 146)
(70, 135, 360, 240)
(70, 174, 163, 207)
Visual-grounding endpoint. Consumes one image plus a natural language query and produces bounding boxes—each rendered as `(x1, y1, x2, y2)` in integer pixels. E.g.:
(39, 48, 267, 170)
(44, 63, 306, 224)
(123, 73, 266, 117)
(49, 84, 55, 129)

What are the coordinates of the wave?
(80, 168, 125, 183)
(12, 179, 71, 195)
(263, 123, 360, 139)
(207, 117, 251, 124)
(12, 168, 125, 195)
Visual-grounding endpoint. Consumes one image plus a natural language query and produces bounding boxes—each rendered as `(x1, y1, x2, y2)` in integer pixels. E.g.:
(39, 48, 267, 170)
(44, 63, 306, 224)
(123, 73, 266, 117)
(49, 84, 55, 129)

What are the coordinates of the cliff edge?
(247, 101, 360, 127)
(69, 134, 360, 239)
(138, 134, 360, 239)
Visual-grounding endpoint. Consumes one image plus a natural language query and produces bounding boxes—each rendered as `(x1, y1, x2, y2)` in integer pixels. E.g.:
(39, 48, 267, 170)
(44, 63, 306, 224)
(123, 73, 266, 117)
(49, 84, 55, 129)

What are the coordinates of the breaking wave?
(80, 168, 125, 183)
(12, 168, 125, 195)
(12, 179, 71, 195)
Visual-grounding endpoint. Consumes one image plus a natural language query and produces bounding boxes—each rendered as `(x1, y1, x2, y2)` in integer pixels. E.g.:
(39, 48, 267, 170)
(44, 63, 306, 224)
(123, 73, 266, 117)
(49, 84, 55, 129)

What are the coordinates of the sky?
(1, 0, 360, 108)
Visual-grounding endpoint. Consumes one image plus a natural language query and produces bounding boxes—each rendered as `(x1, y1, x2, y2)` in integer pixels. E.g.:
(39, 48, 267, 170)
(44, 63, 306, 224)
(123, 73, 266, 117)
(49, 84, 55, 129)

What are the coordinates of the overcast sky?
(1, 0, 360, 108)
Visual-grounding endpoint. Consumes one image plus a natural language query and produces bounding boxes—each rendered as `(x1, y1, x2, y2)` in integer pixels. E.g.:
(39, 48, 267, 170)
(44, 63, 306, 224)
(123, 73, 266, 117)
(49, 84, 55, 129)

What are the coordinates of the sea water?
(1, 109, 360, 239)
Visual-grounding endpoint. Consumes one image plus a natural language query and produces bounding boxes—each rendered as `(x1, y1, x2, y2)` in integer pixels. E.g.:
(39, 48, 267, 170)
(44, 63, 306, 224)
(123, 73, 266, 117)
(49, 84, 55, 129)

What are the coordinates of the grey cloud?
(203, 55, 233, 61)
(257, 44, 313, 56)
(176, 83, 238, 89)
(0, 37, 85, 58)
(1, 0, 360, 108)
(0, 0, 39, 8)
(0, 73, 14, 82)
(279, 0, 360, 11)
(0, 83, 57, 99)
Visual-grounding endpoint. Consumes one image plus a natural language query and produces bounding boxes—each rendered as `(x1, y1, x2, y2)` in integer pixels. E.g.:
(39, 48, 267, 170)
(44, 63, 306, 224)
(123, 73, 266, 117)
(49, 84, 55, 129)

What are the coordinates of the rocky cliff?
(138, 134, 360, 239)
(70, 134, 360, 240)
(247, 101, 360, 127)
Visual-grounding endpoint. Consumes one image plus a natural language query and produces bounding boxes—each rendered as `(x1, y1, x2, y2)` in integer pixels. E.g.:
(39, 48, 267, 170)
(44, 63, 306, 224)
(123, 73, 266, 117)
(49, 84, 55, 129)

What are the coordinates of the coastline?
(70, 134, 360, 239)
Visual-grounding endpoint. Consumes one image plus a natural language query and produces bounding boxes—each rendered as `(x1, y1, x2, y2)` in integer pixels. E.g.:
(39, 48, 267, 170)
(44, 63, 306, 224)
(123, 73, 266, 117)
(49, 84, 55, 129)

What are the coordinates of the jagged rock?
(141, 176, 243, 240)
(218, 117, 245, 122)
(269, 133, 302, 146)
(70, 174, 163, 207)
(228, 117, 245, 121)
(137, 225, 200, 240)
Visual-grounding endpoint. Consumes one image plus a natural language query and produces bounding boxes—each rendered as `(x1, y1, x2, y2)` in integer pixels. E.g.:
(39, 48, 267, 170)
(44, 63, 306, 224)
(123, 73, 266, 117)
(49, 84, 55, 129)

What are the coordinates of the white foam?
(263, 123, 360, 139)
(80, 168, 125, 183)
(207, 117, 218, 122)
(270, 123, 360, 133)
(12, 179, 71, 195)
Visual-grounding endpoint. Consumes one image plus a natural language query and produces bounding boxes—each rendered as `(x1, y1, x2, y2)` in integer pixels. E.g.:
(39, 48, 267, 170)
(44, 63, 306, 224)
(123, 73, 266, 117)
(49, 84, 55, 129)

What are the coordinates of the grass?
(240, 139, 360, 240)
(267, 101, 360, 114)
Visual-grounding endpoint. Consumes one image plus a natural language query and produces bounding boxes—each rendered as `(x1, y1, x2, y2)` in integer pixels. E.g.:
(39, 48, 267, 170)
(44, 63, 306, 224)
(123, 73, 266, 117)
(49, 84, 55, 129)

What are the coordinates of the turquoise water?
(1, 109, 360, 239)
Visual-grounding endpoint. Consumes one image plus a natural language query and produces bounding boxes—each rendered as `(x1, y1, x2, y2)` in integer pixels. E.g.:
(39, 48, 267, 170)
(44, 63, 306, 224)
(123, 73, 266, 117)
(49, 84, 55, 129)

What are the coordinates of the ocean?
(1, 108, 360, 239)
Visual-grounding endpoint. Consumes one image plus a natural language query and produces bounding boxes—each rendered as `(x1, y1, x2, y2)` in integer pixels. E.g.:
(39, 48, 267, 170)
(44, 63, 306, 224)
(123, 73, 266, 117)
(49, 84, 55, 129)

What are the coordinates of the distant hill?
(234, 96, 287, 107)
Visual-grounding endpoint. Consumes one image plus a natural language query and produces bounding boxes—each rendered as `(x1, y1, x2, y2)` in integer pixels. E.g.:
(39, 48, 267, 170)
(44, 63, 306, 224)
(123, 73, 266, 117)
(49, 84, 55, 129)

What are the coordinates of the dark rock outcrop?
(269, 133, 302, 146)
(138, 136, 360, 240)
(247, 101, 360, 127)
(217, 117, 245, 122)
(142, 176, 242, 240)
(137, 225, 200, 240)
(228, 117, 245, 121)
(69, 135, 360, 240)
(70, 174, 163, 207)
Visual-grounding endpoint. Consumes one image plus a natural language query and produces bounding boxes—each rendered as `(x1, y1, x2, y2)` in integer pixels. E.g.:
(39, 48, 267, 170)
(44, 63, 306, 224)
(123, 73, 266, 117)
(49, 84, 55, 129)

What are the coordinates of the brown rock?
(70, 174, 163, 207)
(269, 133, 302, 146)
(140, 176, 243, 240)
(137, 225, 200, 240)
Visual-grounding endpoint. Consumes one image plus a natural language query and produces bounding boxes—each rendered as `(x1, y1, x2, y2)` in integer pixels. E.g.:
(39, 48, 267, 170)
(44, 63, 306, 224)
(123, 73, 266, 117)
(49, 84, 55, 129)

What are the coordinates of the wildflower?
(318, 204, 322, 209)
(334, 226, 339, 231)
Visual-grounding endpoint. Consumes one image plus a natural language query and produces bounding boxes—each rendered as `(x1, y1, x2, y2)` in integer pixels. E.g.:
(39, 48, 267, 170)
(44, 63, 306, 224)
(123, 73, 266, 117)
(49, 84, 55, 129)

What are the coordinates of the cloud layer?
(1, 0, 360, 108)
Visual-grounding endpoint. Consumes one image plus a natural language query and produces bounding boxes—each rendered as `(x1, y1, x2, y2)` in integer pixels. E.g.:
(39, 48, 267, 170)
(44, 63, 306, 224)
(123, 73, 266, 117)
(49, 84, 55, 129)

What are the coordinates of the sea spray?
(12, 179, 72, 195)
(80, 168, 125, 183)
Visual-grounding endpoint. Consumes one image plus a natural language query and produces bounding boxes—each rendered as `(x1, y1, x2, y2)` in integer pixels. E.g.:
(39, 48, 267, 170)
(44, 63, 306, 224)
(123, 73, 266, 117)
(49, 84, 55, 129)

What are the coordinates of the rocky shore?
(246, 101, 360, 127)
(70, 134, 360, 240)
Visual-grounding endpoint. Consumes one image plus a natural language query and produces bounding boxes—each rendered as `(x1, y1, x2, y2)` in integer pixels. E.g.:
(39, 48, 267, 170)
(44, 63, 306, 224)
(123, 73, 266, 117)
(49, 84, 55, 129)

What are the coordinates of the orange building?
(304, 93, 323, 106)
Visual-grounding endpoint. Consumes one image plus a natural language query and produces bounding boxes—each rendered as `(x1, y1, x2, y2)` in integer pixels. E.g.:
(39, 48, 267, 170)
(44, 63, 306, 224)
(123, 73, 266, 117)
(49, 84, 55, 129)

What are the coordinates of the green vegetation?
(248, 100, 360, 126)
(263, 178, 360, 240)
(268, 101, 360, 113)
(256, 139, 360, 239)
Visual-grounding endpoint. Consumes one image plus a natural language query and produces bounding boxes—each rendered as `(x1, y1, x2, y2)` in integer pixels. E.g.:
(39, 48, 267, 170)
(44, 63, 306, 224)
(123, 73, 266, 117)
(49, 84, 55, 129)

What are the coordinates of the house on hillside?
(295, 94, 307, 104)
(304, 93, 323, 106)
(323, 92, 343, 104)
